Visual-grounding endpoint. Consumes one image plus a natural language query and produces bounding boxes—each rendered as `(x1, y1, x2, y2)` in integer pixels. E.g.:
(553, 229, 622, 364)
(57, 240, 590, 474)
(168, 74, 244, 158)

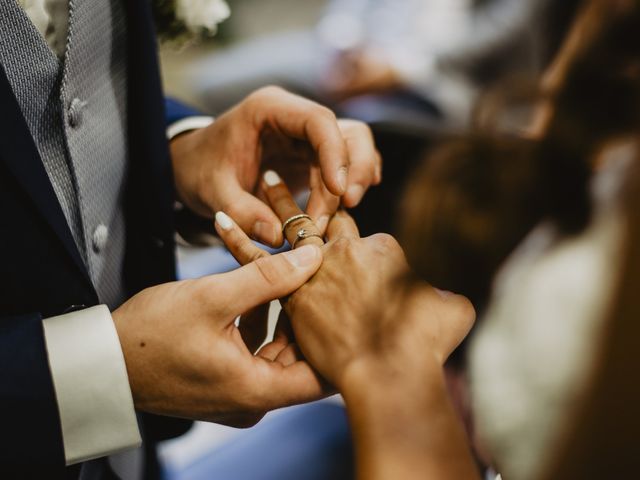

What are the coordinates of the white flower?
(175, 0, 231, 36)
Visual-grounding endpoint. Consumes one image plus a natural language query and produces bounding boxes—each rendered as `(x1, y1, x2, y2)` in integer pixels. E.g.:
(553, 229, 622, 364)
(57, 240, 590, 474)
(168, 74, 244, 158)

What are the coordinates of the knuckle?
(263, 84, 285, 95)
(331, 236, 352, 253)
(315, 105, 337, 123)
(452, 295, 477, 328)
(355, 120, 373, 137)
(369, 233, 400, 252)
(340, 118, 373, 139)
(243, 86, 281, 114)
(252, 85, 284, 100)
(337, 118, 359, 129)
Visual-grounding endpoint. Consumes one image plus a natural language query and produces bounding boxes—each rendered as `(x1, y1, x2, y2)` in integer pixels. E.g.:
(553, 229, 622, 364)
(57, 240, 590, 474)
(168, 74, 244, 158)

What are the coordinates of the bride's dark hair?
(399, 0, 640, 311)
(540, 3, 640, 475)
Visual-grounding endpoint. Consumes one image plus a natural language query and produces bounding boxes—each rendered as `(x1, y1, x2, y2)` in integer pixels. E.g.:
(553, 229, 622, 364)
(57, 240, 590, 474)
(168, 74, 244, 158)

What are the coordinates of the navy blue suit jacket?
(0, 1, 196, 477)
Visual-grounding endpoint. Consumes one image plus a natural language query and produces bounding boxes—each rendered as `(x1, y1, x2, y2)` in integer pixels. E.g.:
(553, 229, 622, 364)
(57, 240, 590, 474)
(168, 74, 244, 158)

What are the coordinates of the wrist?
(340, 357, 449, 472)
(111, 307, 142, 409)
(340, 356, 479, 479)
(340, 354, 444, 412)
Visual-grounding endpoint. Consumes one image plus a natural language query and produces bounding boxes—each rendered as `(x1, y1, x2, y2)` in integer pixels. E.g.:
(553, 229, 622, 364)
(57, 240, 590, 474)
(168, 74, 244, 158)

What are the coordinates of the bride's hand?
(286, 213, 476, 391)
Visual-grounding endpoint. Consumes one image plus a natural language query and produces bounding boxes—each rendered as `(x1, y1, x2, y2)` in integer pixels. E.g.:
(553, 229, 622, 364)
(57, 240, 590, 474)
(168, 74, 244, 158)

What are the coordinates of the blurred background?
(161, 0, 326, 106)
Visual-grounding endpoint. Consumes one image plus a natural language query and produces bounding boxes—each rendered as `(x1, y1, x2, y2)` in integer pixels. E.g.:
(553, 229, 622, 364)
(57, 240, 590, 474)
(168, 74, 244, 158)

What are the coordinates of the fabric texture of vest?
(0, 0, 128, 310)
(1, 1, 143, 477)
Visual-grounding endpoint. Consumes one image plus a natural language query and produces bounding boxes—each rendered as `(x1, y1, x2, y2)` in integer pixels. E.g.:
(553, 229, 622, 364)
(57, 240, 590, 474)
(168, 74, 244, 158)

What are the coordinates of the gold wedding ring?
(281, 214, 312, 234)
(292, 228, 324, 249)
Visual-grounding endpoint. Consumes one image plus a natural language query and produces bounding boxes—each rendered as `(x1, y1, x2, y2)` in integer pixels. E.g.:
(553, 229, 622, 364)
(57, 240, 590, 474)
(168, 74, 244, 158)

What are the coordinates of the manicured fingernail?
(215, 211, 234, 231)
(337, 166, 348, 193)
(346, 184, 365, 205)
(316, 215, 330, 233)
(434, 288, 455, 299)
(264, 170, 281, 187)
(253, 221, 278, 245)
(283, 244, 320, 267)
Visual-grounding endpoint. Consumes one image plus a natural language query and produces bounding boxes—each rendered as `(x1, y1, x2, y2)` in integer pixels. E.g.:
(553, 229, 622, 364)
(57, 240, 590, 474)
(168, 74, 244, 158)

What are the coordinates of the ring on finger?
(282, 214, 312, 234)
(291, 228, 324, 249)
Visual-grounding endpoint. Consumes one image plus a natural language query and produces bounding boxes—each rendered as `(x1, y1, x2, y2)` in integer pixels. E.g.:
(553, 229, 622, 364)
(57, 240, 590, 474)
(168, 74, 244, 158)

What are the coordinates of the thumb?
(216, 245, 323, 315)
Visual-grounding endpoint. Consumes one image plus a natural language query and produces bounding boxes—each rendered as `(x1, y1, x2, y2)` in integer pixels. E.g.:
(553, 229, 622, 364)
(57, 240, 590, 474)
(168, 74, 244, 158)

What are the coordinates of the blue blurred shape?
(164, 402, 354, 480)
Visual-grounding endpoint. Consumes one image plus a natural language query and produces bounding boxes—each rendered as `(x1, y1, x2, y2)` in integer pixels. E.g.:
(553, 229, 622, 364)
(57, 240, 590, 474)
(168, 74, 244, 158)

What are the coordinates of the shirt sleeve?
(167, 116, 214, 140)
(42, 305, 141, 465)
(167, 115, 222, 246)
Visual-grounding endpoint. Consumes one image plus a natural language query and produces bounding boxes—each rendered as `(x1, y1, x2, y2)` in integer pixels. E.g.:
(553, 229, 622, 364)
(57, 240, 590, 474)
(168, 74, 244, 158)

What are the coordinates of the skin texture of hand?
(213, 181, 479, 478)
(283, 212, 479, 479)
(112, 245, 327, 427)
(285, 212, 476, 390)
(169, 86, 381, 246)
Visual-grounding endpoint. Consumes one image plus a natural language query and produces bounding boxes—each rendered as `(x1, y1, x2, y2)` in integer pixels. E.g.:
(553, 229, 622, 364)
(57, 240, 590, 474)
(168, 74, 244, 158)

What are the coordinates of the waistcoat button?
(92, 224, 109, 253)
(68, 98, 87, 128)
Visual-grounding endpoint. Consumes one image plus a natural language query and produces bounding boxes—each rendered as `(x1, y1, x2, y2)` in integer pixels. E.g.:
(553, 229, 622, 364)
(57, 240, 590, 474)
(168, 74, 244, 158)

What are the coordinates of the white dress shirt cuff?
(167, 116, 214, 140)
(42, 305, 141, 465)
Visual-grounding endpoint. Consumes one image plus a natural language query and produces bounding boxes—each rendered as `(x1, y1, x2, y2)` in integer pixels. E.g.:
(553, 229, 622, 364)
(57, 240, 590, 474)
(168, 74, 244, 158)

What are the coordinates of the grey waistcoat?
(1, 2, 143, 478)
(0, 0, 129, 310)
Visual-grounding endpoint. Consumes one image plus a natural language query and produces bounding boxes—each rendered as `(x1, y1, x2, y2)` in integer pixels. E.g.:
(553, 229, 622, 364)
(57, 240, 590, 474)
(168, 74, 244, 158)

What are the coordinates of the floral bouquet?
(153, 0, 231, 43)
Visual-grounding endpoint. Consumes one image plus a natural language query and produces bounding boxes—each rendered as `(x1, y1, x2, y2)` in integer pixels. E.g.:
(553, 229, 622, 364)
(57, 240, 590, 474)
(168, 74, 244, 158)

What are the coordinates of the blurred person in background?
(192, 0, 577, 129)
(210, 0, 640, 478)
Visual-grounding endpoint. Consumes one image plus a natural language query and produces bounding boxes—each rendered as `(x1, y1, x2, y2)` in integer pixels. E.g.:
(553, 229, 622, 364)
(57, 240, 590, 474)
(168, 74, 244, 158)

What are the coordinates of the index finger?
(248, 86, 349, 196)
(214, 211, 270, 266)
(262, 170, 325, 249)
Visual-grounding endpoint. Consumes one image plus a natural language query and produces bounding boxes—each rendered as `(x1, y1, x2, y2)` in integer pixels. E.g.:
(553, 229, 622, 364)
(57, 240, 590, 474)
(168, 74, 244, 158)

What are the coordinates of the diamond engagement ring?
(292, 228, 323, 248)
(281, 214, 312, 234)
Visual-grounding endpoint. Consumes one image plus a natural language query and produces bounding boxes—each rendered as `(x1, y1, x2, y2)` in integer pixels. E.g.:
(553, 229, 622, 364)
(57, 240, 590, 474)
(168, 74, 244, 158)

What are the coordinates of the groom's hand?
(169, 86, 381, 246)
(112, 245, 327, 426)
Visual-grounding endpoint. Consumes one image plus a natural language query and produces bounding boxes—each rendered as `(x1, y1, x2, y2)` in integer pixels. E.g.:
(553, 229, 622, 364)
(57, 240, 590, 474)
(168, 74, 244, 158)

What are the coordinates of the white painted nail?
(263, 170, 282, 187)
(215, 211, 234, 231)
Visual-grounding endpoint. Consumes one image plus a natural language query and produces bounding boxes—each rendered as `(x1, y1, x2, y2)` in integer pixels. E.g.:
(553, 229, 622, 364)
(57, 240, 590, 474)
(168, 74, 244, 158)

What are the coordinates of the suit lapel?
(0, 65, 91, 286)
